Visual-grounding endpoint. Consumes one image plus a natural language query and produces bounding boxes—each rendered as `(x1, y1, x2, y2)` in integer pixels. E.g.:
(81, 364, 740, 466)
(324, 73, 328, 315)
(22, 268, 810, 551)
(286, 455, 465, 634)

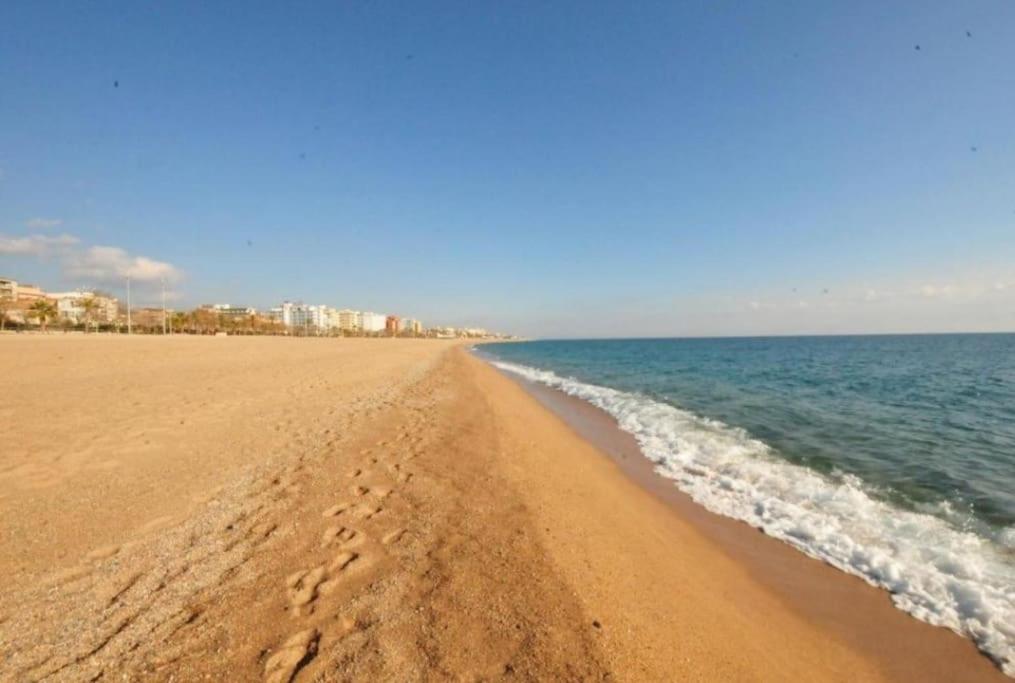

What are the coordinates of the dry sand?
(0, 336, 1005, 681)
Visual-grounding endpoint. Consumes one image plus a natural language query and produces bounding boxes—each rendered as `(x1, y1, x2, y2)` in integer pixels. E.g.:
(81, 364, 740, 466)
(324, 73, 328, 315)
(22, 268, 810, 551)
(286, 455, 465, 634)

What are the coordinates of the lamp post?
(161, 277, 167, 335)
(126, 275, 132, 335)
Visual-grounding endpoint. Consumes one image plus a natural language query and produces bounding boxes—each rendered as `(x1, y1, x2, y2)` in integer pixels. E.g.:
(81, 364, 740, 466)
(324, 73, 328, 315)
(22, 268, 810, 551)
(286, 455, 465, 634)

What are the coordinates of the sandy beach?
(0, 335, 1005, 681)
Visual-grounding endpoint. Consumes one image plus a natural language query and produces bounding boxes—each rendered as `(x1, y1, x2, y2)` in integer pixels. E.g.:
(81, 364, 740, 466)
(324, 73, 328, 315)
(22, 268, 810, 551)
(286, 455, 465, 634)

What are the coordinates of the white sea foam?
(489, 358, 1015, 675)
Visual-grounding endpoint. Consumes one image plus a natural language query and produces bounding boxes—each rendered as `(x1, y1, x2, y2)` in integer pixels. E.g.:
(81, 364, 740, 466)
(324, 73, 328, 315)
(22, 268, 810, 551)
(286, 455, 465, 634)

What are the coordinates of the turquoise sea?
(480, 334, 1015, 674)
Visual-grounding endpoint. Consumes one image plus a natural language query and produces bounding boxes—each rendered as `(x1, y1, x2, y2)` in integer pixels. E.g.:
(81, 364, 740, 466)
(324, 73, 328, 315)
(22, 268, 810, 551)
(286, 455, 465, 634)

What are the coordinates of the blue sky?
(1, 1, 1013, 337)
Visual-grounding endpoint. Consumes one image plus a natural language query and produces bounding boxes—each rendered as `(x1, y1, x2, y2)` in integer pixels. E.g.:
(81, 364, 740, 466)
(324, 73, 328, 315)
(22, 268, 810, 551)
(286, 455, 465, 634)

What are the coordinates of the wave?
(488, 358, 1015, 675)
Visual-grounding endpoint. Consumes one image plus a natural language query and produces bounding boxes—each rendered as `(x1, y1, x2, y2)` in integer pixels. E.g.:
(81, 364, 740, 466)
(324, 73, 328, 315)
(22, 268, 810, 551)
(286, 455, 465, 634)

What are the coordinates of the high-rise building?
(385, 315, 400, 336)
(398, 318, 423, 336)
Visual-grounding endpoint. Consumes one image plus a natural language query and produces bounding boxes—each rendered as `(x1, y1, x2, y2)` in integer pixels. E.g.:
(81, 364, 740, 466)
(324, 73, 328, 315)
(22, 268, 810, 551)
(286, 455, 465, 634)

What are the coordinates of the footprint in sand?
(351, 485, 369, 497)
(382, 529, 406, 546)
(86, 545, 121, 562)
(322, 503, 349, 518)
(250, 521, 277, 540)
(329, 550, 358, 573)
(286, 565, 327, 610)
(263, 628, 318, 683)
(352, 504, 382, 520)
(320, 526, 357, 548)
(318, 551, 360, 596)
(348, 468, 363, 478)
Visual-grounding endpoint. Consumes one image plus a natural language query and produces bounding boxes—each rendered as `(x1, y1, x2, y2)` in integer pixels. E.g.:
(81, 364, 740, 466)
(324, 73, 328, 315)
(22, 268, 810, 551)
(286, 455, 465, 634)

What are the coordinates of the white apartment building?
(50, 291, 119, 323)
(360, 311, 386, 333)
(399, 318, 423, 335)
(0, 278, 15, 301)
(310, 305, 332, 330)
(210, 304, 257, 319)
(277, 302, 333, 331)
(336, 309, 360, 332)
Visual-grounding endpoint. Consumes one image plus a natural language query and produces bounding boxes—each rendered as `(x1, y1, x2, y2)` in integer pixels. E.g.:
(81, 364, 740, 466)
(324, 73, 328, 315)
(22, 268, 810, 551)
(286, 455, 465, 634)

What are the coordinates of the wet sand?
(0, 336, 1005, 681)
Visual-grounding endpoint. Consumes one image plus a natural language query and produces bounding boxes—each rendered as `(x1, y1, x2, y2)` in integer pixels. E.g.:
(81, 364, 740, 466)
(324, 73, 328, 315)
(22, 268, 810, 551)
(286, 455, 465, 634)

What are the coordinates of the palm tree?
(79, 297, 99, 333)
(29, 299, 58, 332)
(0, 294, 11, 332)
(171, 311, 187, 334)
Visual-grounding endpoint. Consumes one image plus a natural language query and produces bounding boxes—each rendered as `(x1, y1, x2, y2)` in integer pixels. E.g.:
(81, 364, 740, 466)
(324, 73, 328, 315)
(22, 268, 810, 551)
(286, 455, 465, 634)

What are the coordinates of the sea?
(478, 334, 1015, 675)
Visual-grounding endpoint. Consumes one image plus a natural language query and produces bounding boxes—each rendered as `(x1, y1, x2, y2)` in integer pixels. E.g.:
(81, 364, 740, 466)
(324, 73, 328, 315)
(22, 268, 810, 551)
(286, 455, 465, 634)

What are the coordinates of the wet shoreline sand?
(493, 357, 1005, 681)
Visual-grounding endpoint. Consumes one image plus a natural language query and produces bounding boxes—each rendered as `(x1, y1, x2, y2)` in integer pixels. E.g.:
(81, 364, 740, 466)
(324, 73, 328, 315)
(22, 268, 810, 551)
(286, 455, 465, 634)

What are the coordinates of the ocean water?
(478, 335, 1015, 675)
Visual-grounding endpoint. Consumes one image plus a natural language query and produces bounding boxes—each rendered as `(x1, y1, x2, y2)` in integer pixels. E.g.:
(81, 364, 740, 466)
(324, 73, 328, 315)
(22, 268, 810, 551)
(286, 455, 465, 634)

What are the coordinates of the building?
(209, 304, 257, 320)
(327, 308, 343, 330)
(0, 278, 49, 304)
(0, 278, 15, 302)
(309, 305, 332, 331)
(385, 315, 400, 336)
(360, 311, 386, 333)
(277, 301, 301, 328)
(49, 291, 119, 324)
(336, 309, 360, 332)
(399, 318, 423, 336)
(273, 302, 334, 332)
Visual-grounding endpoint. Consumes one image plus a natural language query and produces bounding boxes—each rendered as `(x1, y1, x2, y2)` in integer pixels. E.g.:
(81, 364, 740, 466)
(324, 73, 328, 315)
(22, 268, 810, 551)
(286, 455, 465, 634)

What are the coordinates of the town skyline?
(0, 274, 507, 338)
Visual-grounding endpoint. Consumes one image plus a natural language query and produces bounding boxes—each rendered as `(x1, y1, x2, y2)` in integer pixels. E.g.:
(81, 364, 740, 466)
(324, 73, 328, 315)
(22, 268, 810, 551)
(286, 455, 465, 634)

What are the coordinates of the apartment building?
(49, 291, 119, 324)
(336, 309, 360, 332)
(360, 311, 386, 333)
(0, 278, 49, 303)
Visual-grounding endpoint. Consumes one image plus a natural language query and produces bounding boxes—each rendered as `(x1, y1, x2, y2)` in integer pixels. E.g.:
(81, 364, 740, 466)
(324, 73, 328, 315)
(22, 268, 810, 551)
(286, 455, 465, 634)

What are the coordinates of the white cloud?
(25, 217, 63, 230)
(0, 233, 79, 256)
(2, 231, 183, 290)
(65, 245, 182, 284)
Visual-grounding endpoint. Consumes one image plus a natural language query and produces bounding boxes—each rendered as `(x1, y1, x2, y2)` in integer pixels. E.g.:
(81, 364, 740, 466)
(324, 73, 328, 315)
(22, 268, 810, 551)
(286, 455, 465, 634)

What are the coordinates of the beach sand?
(0, 336, 1005, 681)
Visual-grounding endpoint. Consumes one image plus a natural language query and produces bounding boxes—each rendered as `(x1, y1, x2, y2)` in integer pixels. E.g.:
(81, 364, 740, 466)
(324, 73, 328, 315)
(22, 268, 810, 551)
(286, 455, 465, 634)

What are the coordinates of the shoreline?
(475, 350, 1007, 681)
(1, 336, 1006, 681)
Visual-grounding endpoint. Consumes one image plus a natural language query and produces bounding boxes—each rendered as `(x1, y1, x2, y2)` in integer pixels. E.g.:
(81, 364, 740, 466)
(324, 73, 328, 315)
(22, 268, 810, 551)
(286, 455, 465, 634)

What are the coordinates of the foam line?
(489, 358, 1015, 675)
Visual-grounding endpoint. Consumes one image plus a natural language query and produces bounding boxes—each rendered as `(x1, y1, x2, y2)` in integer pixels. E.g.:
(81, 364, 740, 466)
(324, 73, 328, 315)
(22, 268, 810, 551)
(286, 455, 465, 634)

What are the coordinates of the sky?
(1, 1, 1013, 338)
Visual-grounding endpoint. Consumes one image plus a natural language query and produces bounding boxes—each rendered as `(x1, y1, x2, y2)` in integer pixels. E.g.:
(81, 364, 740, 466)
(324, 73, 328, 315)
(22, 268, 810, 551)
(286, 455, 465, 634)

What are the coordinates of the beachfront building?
(327, 308, 343, 330)
(273, 301, 335, 332)
(336, 309, 360, 332)
(306, 305, 331, 331)
(0, 278, 16, 302)
(385, 315, 400, 336)
(50, 291, 119, 324)
(400, 318, 423, 336)
(277, 301, 304, 328)
(360, 311, 386, 333)
(0, 278, 49, 304)
(209, 304, 257, 320)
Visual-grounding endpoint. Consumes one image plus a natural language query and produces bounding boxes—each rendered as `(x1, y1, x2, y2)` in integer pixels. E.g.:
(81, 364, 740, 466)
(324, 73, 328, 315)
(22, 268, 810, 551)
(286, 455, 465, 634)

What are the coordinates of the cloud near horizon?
(65, 245, 182, 284)
(1, 230, 183, 289)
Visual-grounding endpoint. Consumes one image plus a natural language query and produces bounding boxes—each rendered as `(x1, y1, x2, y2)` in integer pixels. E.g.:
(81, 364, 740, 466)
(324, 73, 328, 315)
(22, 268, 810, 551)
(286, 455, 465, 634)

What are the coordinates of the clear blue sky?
(2, 1, 1013, 337)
